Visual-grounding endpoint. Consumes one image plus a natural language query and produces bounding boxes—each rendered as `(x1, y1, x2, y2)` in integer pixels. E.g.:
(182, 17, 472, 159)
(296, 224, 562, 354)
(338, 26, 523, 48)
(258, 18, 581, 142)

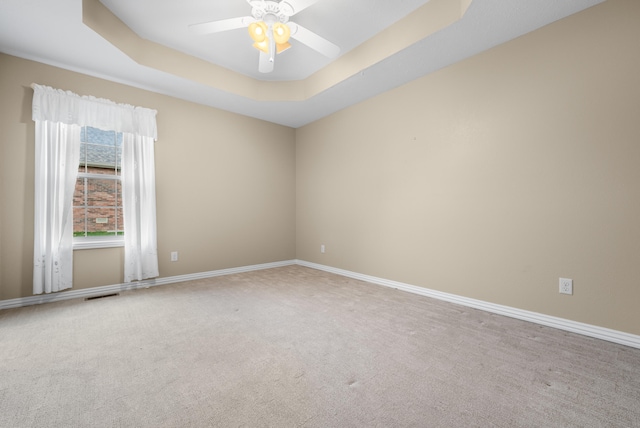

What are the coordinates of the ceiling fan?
(189, 0, 340, 73)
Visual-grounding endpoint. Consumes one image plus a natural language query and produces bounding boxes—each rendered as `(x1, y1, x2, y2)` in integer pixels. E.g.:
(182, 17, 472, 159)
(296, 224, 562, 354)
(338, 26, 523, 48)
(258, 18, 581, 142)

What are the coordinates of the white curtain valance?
(31, 84, 157, 140)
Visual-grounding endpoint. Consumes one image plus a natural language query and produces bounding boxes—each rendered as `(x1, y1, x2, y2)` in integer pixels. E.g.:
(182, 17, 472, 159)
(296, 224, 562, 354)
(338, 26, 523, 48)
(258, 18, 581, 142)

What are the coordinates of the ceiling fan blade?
(279, 0, 322, 16)
(288, 22, 340, 58)
(258, 51, 274, 73)
(189, 16, 255, 35)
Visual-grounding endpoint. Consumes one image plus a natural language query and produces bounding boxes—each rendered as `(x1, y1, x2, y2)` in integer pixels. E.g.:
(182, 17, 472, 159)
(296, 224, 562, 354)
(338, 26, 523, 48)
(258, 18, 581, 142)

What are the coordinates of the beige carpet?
(1, 265, 638, 427)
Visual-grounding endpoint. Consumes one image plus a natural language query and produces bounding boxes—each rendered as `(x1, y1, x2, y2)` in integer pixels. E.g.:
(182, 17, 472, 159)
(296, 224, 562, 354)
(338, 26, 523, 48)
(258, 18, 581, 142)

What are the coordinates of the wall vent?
(84, 293, 119, 301)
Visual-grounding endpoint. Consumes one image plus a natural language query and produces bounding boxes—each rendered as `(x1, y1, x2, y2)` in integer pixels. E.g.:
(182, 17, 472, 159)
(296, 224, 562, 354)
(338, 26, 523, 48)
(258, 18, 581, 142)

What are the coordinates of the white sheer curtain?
(32, 84, 158, 294)
(122, 133, 159, 282)
(33, 121, 81, 294)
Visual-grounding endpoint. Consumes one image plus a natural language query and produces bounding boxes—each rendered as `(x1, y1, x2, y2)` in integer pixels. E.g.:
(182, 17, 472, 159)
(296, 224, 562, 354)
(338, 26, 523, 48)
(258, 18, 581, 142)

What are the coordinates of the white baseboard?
(0, 260, 296, 311)
(3, 258, 638, 349)
(295, 260, 640, 350)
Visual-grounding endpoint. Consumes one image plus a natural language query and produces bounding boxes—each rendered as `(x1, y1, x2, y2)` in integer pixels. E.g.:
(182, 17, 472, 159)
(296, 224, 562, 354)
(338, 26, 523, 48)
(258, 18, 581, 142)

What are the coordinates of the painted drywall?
(0, 54, 296, 300)
(296, 0, 640, 335)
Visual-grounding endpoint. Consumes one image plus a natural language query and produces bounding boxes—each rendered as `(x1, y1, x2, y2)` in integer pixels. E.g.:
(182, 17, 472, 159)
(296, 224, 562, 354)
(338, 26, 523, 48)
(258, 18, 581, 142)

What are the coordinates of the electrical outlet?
(320, 244, 325, 254)
(170, 251, 178, 262)
(559, 278, 573, 295)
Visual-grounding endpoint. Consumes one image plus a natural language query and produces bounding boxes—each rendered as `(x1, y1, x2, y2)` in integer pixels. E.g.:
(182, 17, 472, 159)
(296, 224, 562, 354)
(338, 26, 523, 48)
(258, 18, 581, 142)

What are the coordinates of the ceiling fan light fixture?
(253, 39, 270, 54)
(276, 42, 291, 54)
(273, 22, 291, 44)
(248, 21, 268, 43)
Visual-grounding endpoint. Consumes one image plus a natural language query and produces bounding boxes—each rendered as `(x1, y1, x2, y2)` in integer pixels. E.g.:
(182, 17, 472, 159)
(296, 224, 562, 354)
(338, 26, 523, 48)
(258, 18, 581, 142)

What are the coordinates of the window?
(73, 126, 124, 249)
(32, 83, 159, 292)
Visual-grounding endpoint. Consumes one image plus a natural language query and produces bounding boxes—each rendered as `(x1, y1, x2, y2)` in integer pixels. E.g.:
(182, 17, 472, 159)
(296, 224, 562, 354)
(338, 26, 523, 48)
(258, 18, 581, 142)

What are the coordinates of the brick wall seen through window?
(73, 127, 123, 238)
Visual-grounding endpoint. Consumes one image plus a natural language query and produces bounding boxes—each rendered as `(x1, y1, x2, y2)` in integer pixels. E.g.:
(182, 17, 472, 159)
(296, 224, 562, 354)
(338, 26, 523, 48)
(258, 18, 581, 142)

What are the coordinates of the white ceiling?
(100, 0, 432, 82)
(0, 0, 604, 128)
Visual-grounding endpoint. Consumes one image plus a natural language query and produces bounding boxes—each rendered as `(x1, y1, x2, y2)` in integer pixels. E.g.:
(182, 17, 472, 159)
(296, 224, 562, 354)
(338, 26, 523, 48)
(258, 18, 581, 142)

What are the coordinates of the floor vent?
(84, 293, 119, 301)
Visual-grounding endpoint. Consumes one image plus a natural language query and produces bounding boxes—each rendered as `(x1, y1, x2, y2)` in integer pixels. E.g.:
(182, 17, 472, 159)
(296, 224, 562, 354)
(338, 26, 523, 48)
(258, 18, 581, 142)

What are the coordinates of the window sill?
(73, 238, 124, 250)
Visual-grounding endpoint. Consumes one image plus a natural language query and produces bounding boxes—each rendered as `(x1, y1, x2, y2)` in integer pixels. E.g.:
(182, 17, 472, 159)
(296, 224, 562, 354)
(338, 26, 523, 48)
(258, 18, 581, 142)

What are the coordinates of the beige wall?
(296, 0, 640, 335)
(0, 54, 296, 300)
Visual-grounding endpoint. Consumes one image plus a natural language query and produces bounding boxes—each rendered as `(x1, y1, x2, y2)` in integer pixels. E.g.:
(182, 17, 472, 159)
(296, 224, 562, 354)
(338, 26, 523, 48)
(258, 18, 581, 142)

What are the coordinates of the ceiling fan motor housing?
(251, 1, 291, 24)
